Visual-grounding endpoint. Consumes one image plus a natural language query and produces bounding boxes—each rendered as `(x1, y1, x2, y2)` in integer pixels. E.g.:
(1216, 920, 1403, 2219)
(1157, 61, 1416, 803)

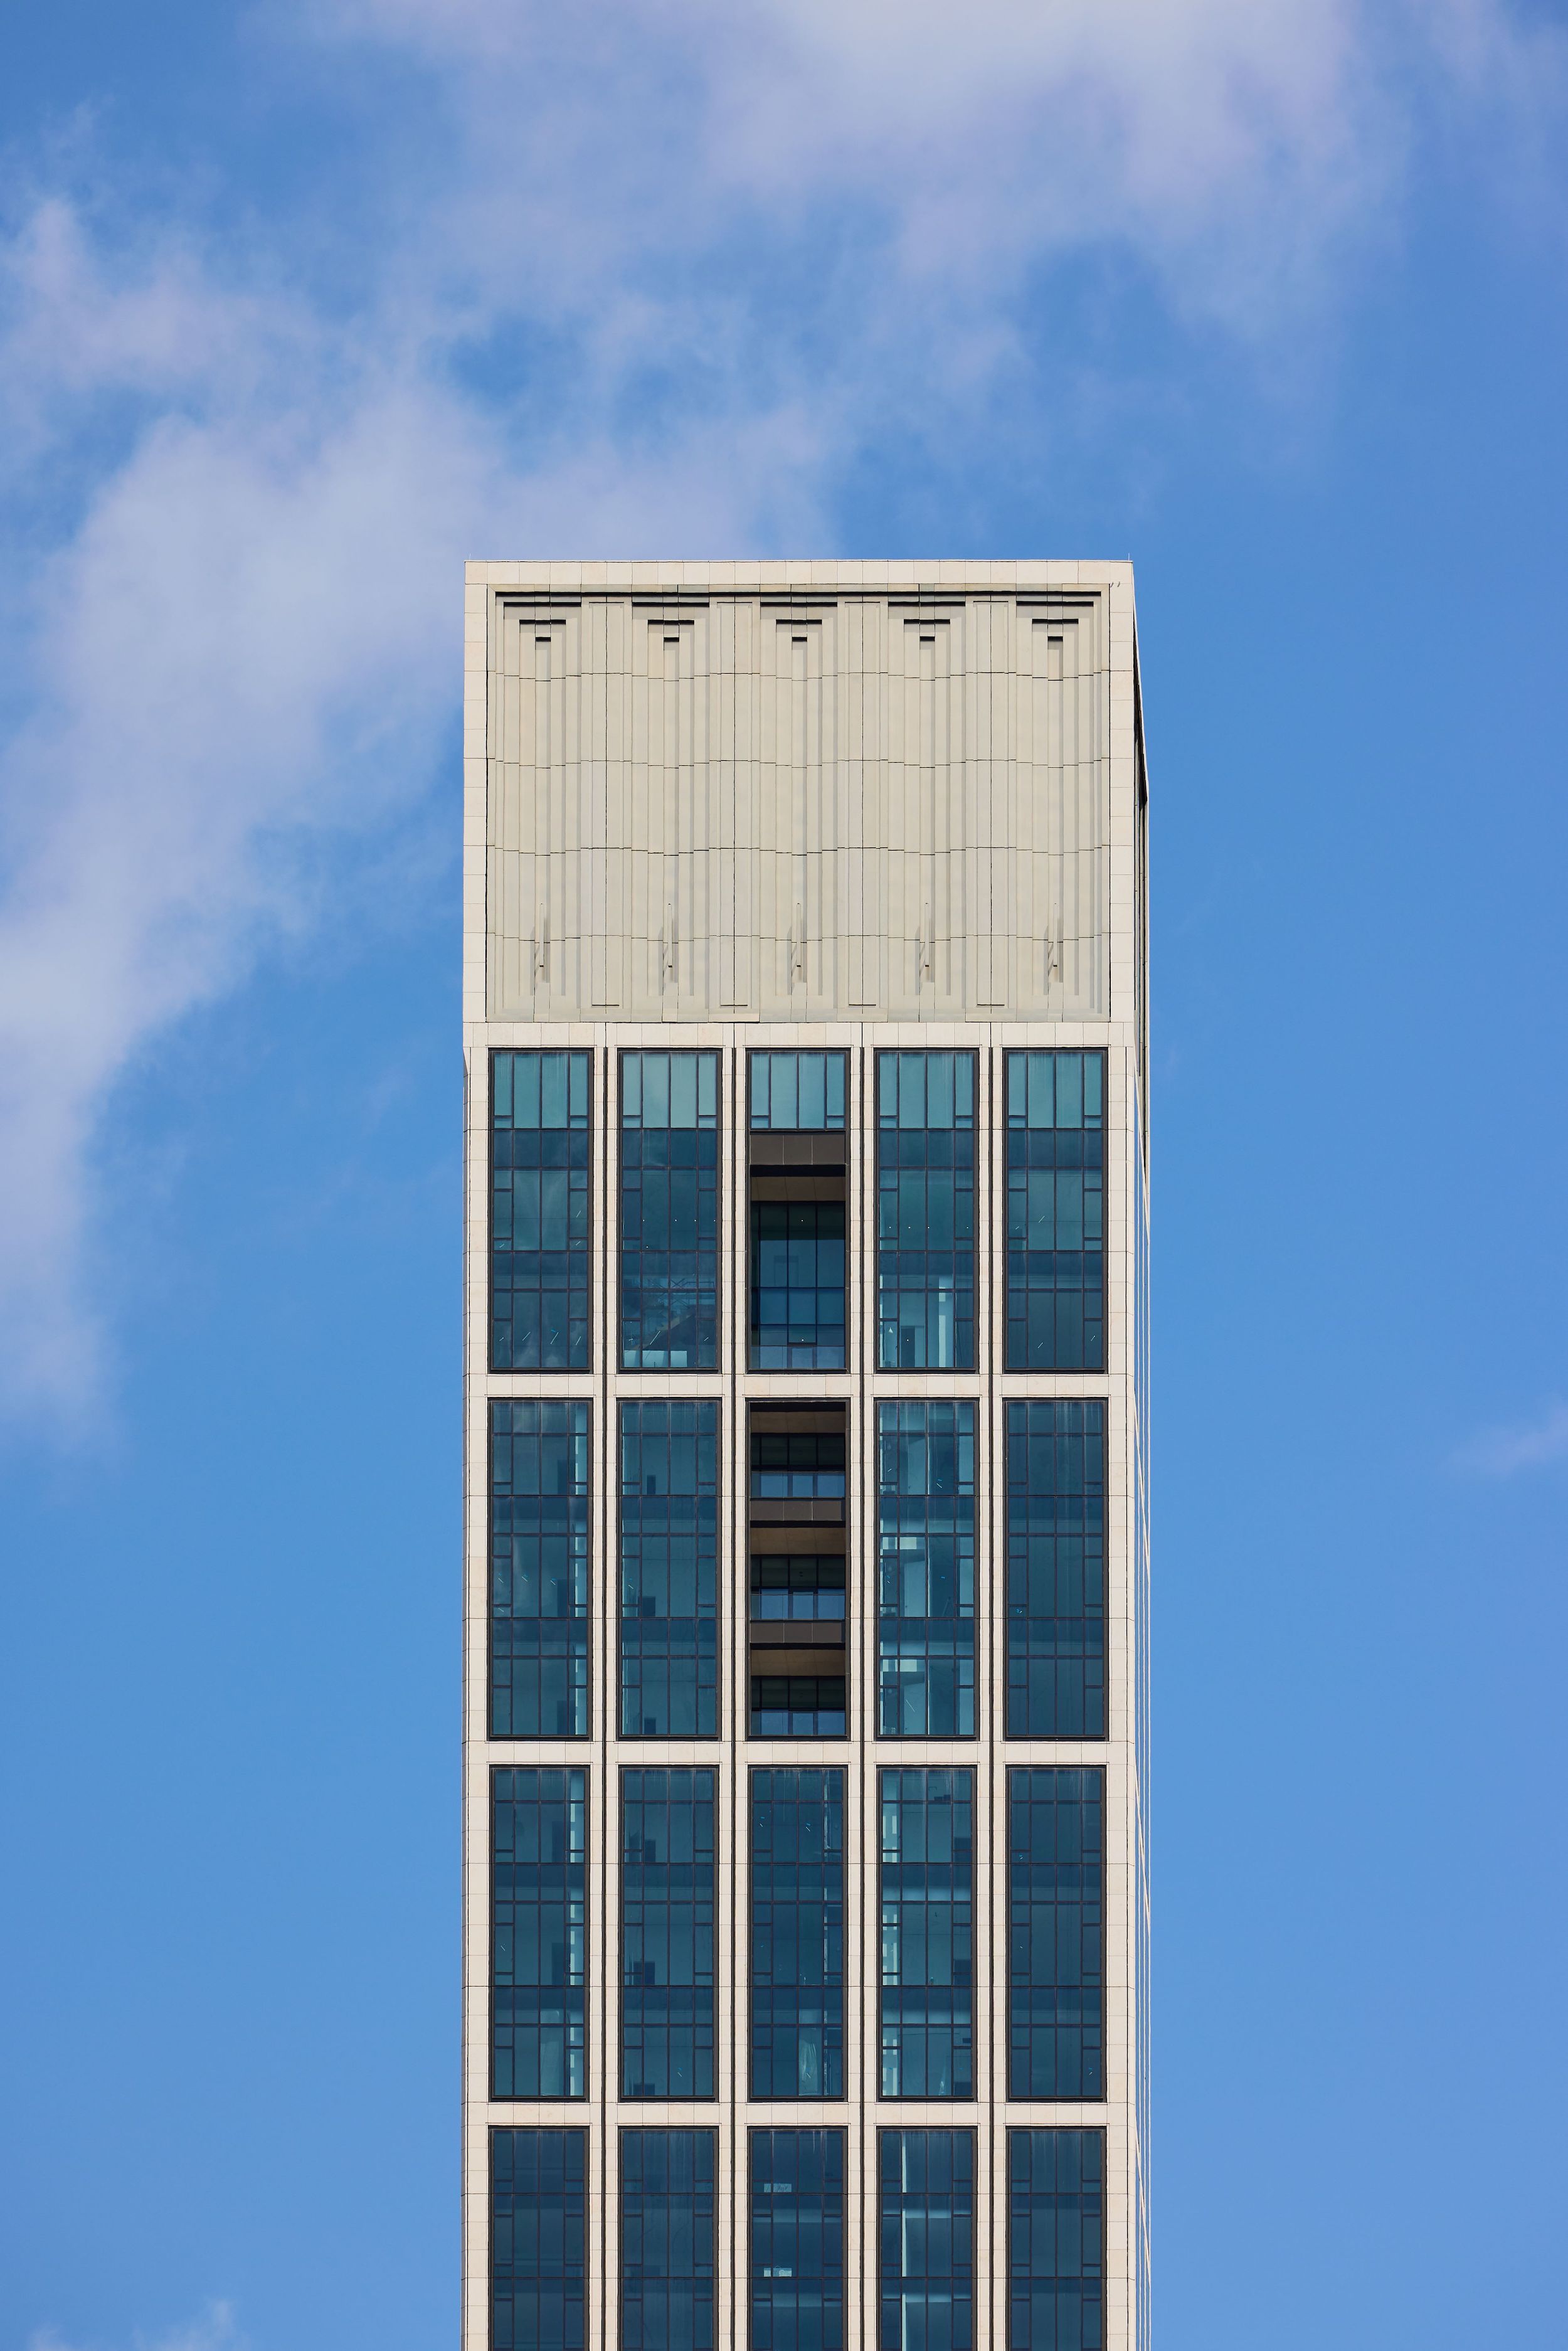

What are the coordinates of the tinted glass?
(750, 1052, 847, 1131)
(878, 1769, 973, 2099)
(750, 1769, 845, 2099)
(490, 1400, 590, 1738)
(1005, 1402, 1105, 1739)
(877, 2131, 974, 2351)
(492, 1770, 587, 2099)
(1007, 1771, 1104, 2101)
(750, 2130, 846, 2351)
(619, 1401, 719, 1739)
(621, 2130, 717, 2351)
(491, 2128, 586, 2351)
(877, 1403, 976, 1738)
(1007, 2131, 1106, 2351)
(876, 1052, 975, 1370)
(490, 1051, 591, 1369)
(751, 1199, 847, 1371)
(621, 1051, 719, 1369)
(1004, 1052, 1104, 1371)
(621, 1769, 717, 2099)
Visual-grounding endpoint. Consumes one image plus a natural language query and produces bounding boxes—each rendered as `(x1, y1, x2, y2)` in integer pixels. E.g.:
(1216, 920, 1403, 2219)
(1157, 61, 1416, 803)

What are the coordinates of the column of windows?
(484, 1044, 1115, 2343)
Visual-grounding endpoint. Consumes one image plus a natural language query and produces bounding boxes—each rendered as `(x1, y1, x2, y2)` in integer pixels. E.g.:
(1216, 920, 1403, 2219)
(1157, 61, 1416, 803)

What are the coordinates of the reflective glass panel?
(750, 2130, 847, 2351)
(1007, 2131, 1105, 2351)
(621, 2130, 717, 2351)
(877, 1403, 976, 1738)
(1007, 1771, 1104, 2101)
(491, 2128, 586, 2351)
(619, 1402, 719, 1739)
(877, 2131, 975, 2351)
(750, 1769, 845, 2099)
(490, 1051, 591, 1370)
(876, 1052, 975, 1370)
(751, 1199, 847, 1371)
(621, 1769, 717, 2099)
(490, 1401, 591, 1739)
(491, 1770, 587, 2099)
(750, 1052, 847, 1132)
(878, 1769, 973, 2099)
(1004, 1402, 1105, 1739)
(621, 1051, 720, 1369)
(1004, 1052, 1104, 1371)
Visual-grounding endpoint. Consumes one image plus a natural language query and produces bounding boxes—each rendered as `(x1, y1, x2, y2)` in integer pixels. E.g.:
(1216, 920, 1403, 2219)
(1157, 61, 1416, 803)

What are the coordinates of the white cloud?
(1457, 1400, 1568, 1477)
(0, 0, 1561, 1418)
(31, 2302, 244, 2351)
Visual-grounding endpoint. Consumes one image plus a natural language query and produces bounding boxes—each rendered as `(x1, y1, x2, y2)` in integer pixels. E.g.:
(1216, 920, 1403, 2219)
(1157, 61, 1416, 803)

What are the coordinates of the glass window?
(878, 1769, 973, 2099)
(1007, 2131, 1105, 2351)
(620, 2130, 717, 2351)
(877, 2131, 975, 2351)
(1007, 1771, 1104, 2101)
(490, 1051, 591, 1370)
(1004, 1052, 1104, 1371)
(621, 1051, 719, 1369)
(619, 1402, 719, 1739)
(621, 1768, 716, 2099)
(751, 1428, 847, 1501)
(750, 2130, 846, 2351)
(490, 1401, 591, 1739)
(491, 2128, 586, 2351)
(751, 1051, 847, 1132)
(750, 1769, 845, 2099)
(1005, 1403, 1105, 1740)
(876, 1052, 975, 1370)
(751, 1199, 847, 1371)
(877, 1403, 976, 1738)
(491, 1770, 587, 2100)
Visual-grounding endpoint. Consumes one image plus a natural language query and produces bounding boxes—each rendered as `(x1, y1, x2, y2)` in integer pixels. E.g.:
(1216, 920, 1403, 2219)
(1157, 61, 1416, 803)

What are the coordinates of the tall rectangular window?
(1005, 1403, 1105, 1739)
(621, 1768, 716, 2099)
(750, 1769, 845, 2100)
(1005, 1052, 1104, 1371)
(877, 1403, 976, 1738)
(1007, 1770, 1104, 2101)
(490, 1050, 591, 1370)
(1007, 2131, 1105, 2351)
(619, 1402, 719, 1739)
(878, 1769, 973, 2099)
(491, 2128, 586, 2351)
(492, 1770, 587, 2099)
(490, 1401, 591, 1739)
(876, 1051, 975, 1370)
(621, 1051, 719, 1369)
(750, 1051, 848, 1371)
(750, 2130, 846, 2351)
(877, 2131, 974, 2351)
(621, 2130, 717, 2351)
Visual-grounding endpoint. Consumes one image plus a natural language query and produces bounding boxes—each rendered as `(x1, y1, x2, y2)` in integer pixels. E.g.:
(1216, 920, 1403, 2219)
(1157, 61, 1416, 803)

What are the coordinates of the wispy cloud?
(0, 0, 1563, 1419)
(1457, 1400, 1568, 1477)
(31, 2302, 244, 2351)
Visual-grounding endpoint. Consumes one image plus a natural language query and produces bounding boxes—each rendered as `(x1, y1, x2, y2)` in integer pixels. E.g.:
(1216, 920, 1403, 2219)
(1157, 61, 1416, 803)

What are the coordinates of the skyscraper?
(462, 562, 1150, 2351)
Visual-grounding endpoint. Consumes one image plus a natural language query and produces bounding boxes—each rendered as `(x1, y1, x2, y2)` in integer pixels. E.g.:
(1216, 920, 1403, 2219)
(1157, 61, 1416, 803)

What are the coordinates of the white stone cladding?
(462, 561, 1151, 2351)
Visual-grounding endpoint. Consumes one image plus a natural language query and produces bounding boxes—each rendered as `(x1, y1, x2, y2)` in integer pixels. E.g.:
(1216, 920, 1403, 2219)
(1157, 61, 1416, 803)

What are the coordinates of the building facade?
(462, 561, 1151, 2351)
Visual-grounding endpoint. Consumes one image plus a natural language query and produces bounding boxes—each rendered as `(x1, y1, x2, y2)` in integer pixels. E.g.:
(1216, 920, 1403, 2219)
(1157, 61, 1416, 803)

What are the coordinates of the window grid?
(620, 1769, 717, 2100)
(750, 1769, 846, 2100)
(490, 1049, 592, 1370)
(491, 1769, 587, 2101)
(876, 1051, 976, 1370)
(750, 1052, 848, 1131)
(619, 1401, 719, 1739)
(750, 2129, 847, 2351)
(751, 1197, 847, 1371)
(1005, 1402, 1106, 1740)
(1007, 1770, 1104, 2102)
(1004, 1051, 1105, 1371)
(620, 2130, 718, 2351)
(491, 2128, 586, 2351)
(620, 1051, 720, 1369)
(878, 1768, 974, 2100)
(490, 1401, 591, 1740)
(1007, 2130, 1106, 2351)
(877, 1402, 977, 1738)
(877, 2130, 975, 2351)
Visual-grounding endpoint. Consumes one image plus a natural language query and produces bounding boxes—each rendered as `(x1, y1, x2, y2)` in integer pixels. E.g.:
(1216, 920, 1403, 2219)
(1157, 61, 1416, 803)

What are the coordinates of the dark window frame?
(489, 1398, 593, 1741)
(617, 1048, 723, 1372)
(489, 1048, 593, 1372)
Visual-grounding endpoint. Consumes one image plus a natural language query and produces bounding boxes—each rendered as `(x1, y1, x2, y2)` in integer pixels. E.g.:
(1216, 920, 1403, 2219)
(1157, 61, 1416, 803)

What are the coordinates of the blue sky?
(2, 4, 1567, 2347)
